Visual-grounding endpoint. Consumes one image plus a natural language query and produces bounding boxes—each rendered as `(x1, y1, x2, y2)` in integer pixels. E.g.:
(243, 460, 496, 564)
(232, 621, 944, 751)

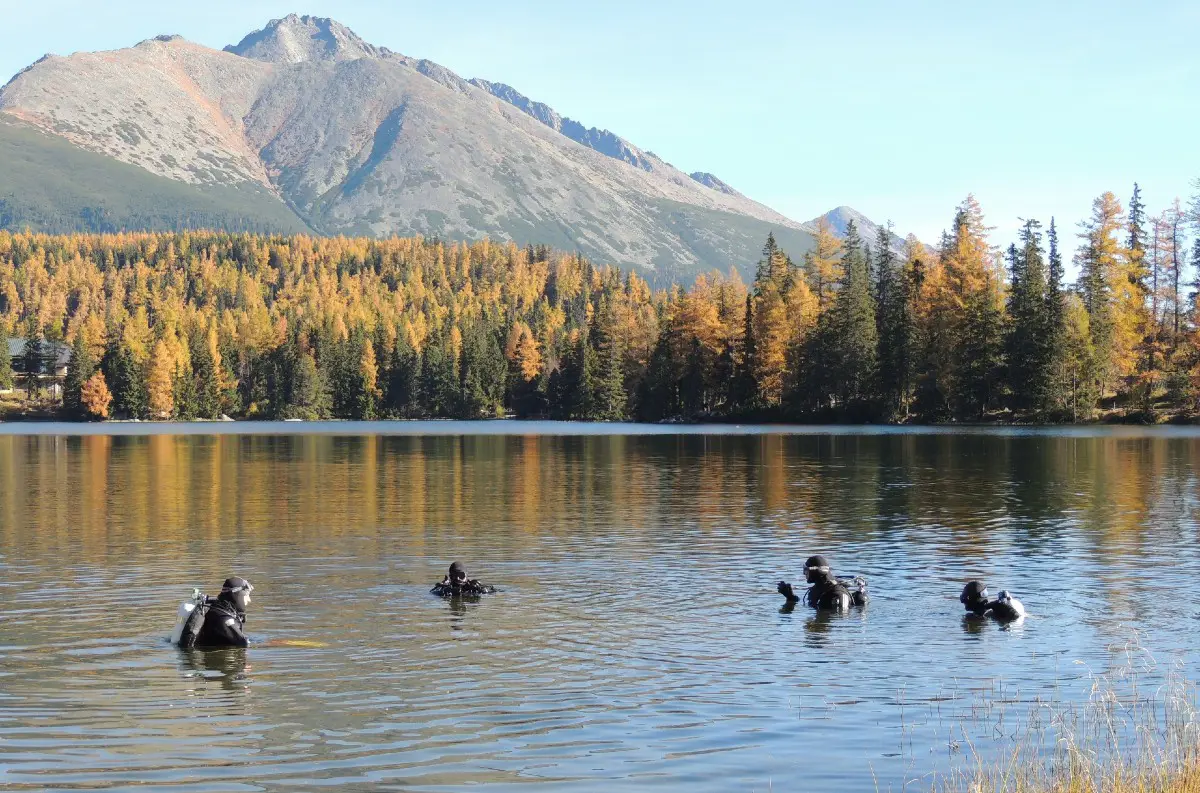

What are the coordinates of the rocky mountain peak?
(805, 205, 907, 251)
(689, 172, 742, 197)
(225, 14, 388, 63)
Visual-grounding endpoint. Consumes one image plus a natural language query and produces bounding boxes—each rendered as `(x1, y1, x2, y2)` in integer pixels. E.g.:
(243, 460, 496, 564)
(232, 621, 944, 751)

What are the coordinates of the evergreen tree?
(875, 226, 915, 419)
(1005, 220, 1051, 414)
(21, 320, 45, 399)
(957, 275, 1006, 420)
(1043, 218, 1071, 418)
(679, 337, 708, 417)
(286, 351, 329, 420)
(189, 329, 220, 419)
(1128, 183, 1149, 292)
(563, 332, 598, 419)
(420, 333, 460, 418)
(459, 321, 506, 418)
(102, 337, 148, 419)
(0, 323, 12, 390)
(590, 304, 627, 420)
(637, 331, 680, 421)
(385, 331, 421, 418)
(757, 232, 782, 283)
(63, 333, 97, 418)
(730, 295, 759, 412)
(827, 220, 878, 415)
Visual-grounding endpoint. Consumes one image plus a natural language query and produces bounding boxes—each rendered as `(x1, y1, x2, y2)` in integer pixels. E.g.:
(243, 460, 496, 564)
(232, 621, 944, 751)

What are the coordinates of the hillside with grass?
(0, 118, 309, 235)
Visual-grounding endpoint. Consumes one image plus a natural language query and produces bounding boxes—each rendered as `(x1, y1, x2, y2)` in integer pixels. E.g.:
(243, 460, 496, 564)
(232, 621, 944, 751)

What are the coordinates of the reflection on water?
(0, 426, 1199, 791)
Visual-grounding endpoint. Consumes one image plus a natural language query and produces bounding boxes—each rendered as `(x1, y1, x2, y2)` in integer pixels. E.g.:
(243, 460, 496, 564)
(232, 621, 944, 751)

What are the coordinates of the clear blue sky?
(2, 0, 1198, 253)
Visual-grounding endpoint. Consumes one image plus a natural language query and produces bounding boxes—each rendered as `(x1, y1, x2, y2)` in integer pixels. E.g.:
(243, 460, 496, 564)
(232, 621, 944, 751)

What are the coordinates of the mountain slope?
(0, 116, 308, 234)
(0, 15, 894, 280)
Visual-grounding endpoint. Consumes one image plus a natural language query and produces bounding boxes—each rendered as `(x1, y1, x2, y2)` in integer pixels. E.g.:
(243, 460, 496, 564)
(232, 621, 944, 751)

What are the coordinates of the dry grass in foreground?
(937, 637, 1200, 793)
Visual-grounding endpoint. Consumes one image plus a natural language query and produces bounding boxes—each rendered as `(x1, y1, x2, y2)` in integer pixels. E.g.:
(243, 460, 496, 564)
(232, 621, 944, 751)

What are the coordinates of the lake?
(1, 422, 1199, 791)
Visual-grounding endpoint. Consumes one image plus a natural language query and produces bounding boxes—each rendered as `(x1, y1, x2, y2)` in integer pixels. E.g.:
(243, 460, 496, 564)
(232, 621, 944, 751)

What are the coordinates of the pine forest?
(3, 188, 1200, 424)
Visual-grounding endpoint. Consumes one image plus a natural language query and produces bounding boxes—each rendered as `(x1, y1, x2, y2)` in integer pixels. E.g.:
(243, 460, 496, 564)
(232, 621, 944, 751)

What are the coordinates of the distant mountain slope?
(0, 14, 901, 281)
(0, 117, 308, 234)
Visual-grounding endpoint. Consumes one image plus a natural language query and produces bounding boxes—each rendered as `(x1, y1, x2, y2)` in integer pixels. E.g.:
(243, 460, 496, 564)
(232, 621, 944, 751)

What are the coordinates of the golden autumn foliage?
(0, 184, 1196, 426)
(80, 372, 112, 419)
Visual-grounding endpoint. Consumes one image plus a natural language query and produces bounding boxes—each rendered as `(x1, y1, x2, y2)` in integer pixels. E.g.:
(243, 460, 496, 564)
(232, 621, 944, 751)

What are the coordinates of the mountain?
(0, 14, 891, 282)
(803, 206, 907, 252)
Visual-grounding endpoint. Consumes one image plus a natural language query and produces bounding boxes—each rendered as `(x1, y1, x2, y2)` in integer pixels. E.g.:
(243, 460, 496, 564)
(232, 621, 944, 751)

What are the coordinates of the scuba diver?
(172, 577, 254, 649)
(778, 555, 868, 611)
(431, 561, 496, 597)
(960, 580, 1025, 622)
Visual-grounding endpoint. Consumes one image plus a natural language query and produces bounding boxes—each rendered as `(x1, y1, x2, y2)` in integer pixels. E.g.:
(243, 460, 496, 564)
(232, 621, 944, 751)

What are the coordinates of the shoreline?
(3, 417, 1200, 437)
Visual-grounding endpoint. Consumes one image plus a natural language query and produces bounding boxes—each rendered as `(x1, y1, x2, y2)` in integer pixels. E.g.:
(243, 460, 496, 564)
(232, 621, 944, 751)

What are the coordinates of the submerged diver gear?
(171, 589, 210, 649)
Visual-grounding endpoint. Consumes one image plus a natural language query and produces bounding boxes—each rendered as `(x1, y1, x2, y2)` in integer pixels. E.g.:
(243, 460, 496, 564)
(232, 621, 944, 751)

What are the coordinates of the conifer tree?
(565, 331, 598, 419)
(803, 220, 843, 311)
(957, 274, 1006, 420)
(385, 331, 420, 418)
(875, 226, 915, 419)
(21, 319, 45, 399)
(590, 303, 627, 420)
(420, 333, 460, 418)
(357, 334, 380, 420)
(189, 329, 220, 419)
(147, 339, 176, 419)
(1169, 199, 1186, 341)
(731, 295, 758, 411)
(0, 323, 12, 390)
(286, 352, 328, 420)
(459, 321, 506, 418)
(103, 336, 147, 419)
(1128, 183, 1149, 297)
(828, 220, 878, 415)
(751, 264, 791, 404)
(1043, 218, 1072, 417)
(80, 373, 112, 420)
(1005, 220, 1050, 414)
(1078, 192, 1133, 399)
(64, 333, 97, 418)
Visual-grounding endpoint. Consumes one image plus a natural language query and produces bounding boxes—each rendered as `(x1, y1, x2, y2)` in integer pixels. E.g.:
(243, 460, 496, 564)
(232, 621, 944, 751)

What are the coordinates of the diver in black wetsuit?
(194, 577, 253, 648)
(431, 562, 496, 597)
(960, 580, 1025, 623)
(778, 555, 868, 611)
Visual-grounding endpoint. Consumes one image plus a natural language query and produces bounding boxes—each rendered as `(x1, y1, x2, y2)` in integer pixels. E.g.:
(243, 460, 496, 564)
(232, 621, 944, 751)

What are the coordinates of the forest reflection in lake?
(1, 426, 1199, 791)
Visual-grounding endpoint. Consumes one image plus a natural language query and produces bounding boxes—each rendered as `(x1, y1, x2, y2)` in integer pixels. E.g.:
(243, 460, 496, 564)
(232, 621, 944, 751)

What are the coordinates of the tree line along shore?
(0, 187, 1198, 424)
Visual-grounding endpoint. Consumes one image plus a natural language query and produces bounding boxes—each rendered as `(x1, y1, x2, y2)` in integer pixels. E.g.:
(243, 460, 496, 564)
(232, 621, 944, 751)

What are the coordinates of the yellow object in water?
(262, 639, 329, 648)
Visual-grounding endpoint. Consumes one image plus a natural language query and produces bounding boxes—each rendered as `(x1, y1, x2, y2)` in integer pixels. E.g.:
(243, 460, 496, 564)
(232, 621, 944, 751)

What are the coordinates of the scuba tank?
(170, 589, 210, 649)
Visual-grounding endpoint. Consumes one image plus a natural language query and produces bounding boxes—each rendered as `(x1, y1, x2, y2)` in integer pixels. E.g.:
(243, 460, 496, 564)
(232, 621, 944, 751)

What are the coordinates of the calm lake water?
(1, 422, 1199, 792)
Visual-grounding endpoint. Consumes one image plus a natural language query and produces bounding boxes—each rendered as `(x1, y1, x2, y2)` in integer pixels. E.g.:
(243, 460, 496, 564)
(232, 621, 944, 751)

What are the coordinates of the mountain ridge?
(0, 14, 901, 282)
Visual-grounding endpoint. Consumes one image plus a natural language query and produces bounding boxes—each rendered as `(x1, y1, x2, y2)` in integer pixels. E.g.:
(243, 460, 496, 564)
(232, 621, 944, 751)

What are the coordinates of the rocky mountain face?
(225, 14, 389, 63)
(0, 14, 890, 282)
